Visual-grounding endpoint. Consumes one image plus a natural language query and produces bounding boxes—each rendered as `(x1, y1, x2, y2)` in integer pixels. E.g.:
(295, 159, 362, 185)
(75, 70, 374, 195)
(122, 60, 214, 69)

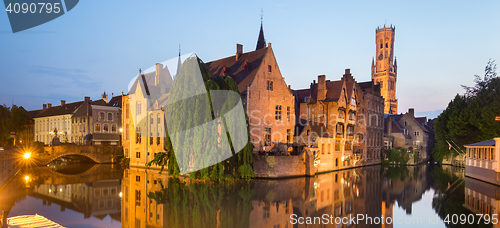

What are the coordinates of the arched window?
(99, 112, 105, 120)
(380, 42, 383, 49)
(108, 113, 113, 121)
(95, 124, 101, 132)
(103, 124, 109, 132)
(111, 125, 117, 132)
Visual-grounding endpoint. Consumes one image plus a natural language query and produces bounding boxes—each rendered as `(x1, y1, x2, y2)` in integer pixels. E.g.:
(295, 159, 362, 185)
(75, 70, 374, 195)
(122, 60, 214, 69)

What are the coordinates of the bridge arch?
(44, 152, 102, 165)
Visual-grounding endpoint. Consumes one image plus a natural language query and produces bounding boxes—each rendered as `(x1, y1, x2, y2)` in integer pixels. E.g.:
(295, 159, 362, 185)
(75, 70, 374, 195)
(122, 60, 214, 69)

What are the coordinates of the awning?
(92, 133, 120, 142)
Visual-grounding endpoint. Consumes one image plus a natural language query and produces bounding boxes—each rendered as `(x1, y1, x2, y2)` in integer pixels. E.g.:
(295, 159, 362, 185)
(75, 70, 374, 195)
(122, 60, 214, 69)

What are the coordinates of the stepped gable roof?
(294, 88, 311, 103)
(35, 101, 83, 118)
(465, 139, 496, 147)
(205, 47, 269, 93)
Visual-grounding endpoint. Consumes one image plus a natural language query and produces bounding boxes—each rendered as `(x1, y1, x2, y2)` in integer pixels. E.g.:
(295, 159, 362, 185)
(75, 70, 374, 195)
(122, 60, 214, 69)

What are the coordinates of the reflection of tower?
(381, 201, 393, 228)
(372, 25, 398, 114)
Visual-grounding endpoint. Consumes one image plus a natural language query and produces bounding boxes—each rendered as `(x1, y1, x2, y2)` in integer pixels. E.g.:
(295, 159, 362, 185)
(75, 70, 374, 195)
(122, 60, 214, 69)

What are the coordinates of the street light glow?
(23, 152, 31, 159)
(24, 176, 30, 181)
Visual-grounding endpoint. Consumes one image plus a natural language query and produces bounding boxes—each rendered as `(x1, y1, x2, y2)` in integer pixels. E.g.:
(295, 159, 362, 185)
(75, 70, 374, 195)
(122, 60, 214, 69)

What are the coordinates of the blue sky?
(1, 0, 499, 119)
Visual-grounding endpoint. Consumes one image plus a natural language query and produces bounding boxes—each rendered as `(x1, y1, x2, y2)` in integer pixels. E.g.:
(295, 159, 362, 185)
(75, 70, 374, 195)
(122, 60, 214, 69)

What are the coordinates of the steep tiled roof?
(309, 80, 344, 104)
(35, 101, 83, 118)
(108, 96, 122, 108)
(205, 47, 269, 93)
(294, 89, 311, 103)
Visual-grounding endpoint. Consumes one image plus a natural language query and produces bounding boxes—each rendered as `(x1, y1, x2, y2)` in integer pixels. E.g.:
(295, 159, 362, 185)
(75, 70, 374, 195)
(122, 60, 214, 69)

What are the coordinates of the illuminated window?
(95, 124, 101, 132)
(265, 128, 271, 146)
(103, 124, 109, 132)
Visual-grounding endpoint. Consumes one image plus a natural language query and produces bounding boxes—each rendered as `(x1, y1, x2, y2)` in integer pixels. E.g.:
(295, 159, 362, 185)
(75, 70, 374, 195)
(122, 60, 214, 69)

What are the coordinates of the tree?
(147, 56, 254, 180)
(433, 59, 499, 161)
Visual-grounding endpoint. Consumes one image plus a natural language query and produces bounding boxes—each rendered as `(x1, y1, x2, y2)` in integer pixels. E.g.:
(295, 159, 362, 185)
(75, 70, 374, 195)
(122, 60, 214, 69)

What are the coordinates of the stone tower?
(372, 25, 398, 114)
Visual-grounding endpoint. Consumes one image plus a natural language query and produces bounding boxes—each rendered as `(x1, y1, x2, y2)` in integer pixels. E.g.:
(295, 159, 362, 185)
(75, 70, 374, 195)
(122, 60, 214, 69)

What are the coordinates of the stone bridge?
(33, 145, 123, 166)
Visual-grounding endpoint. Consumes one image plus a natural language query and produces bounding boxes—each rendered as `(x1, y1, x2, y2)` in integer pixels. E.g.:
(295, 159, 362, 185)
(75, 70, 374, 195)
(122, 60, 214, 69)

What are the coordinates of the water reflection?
(2, 150, 494, 228)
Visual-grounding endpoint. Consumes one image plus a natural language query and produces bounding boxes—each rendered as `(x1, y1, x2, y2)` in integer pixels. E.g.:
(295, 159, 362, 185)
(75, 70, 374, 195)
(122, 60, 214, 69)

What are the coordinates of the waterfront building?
(34, 100, 83, 145)
(357, 80, 385, 165)
(71, 93, 122, 146)
(122, 63, 171, 167)
(464, 138, 500, 185)
(384, 108, 433, 160)
(205, 23, 295, 151)
(294, 69, 360, 171)
(372, 25, 398, 114)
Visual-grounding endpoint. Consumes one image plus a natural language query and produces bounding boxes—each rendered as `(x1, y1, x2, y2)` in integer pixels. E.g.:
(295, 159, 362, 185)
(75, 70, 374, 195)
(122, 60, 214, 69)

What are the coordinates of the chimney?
(61, 100, 66, 106)
(236, 44, 243, 60)
(47, 103, 52, 108)
(43, 104, 47, 110)
(84, 96, 91, 102)
(409, 108, 414, 117)
(317, 75, 326, 101)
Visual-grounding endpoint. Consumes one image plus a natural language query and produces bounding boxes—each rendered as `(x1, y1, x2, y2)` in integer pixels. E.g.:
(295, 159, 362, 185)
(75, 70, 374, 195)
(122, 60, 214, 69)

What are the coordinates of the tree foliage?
(0, 105, 29, 146)
(147, 56, 254, 180)
(434, 59, 500, 161)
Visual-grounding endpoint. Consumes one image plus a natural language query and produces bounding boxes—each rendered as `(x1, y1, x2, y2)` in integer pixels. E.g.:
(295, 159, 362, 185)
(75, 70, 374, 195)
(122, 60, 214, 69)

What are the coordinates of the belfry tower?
(372, 25, 398, 114)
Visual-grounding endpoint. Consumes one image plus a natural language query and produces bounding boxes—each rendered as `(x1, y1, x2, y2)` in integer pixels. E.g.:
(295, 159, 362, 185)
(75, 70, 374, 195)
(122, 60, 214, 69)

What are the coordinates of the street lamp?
(23, 152, 31, 159)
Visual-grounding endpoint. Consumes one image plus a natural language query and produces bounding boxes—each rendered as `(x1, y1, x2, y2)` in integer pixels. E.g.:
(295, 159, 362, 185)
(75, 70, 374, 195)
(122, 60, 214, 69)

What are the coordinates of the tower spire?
(176, 44, 182, 78)
(256, 9, 266, 50)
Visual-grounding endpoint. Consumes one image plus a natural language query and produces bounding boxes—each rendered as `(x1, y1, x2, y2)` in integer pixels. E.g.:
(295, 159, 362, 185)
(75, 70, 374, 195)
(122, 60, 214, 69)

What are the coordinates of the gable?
(205, 47, 269, 93)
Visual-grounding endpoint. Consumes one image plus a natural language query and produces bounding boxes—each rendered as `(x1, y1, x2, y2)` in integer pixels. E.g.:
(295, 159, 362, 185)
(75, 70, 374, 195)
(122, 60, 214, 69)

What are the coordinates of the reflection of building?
(32, 179, 121, 220)
(464, 138, 500, 185)
(121, 167, 167, 228)
(372, 25, 398, 114)
(381, 165, 431, 219)
(464, 177, 500, 228)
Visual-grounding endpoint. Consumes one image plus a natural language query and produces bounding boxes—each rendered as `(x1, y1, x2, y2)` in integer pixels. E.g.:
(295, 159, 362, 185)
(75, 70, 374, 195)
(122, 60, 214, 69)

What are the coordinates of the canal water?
(0, 152, 494, 228)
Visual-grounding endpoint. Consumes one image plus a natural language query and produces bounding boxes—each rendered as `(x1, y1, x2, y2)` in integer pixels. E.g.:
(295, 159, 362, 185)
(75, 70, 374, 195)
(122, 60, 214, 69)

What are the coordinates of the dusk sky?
(1, 0, 499, 118)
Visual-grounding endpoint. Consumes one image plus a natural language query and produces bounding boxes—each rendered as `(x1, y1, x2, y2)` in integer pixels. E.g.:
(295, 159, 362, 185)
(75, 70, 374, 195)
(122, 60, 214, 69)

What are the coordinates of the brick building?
(384, 108, 433, 160)
(357, 80, 384, 165)
(205, 23, 295, 151)
(372, 25, 398, 114)
(294, 69, 361, 171)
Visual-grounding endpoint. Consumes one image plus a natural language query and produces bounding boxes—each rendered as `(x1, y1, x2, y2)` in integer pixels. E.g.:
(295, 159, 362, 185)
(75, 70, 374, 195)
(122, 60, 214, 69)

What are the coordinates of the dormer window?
(244, 63, 249, 72)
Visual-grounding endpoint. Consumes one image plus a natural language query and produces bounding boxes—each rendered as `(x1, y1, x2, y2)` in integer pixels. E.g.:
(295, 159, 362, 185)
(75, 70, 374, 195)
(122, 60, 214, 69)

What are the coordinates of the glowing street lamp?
(24, 176, 30, 181)
(23, 152, 31, 159)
